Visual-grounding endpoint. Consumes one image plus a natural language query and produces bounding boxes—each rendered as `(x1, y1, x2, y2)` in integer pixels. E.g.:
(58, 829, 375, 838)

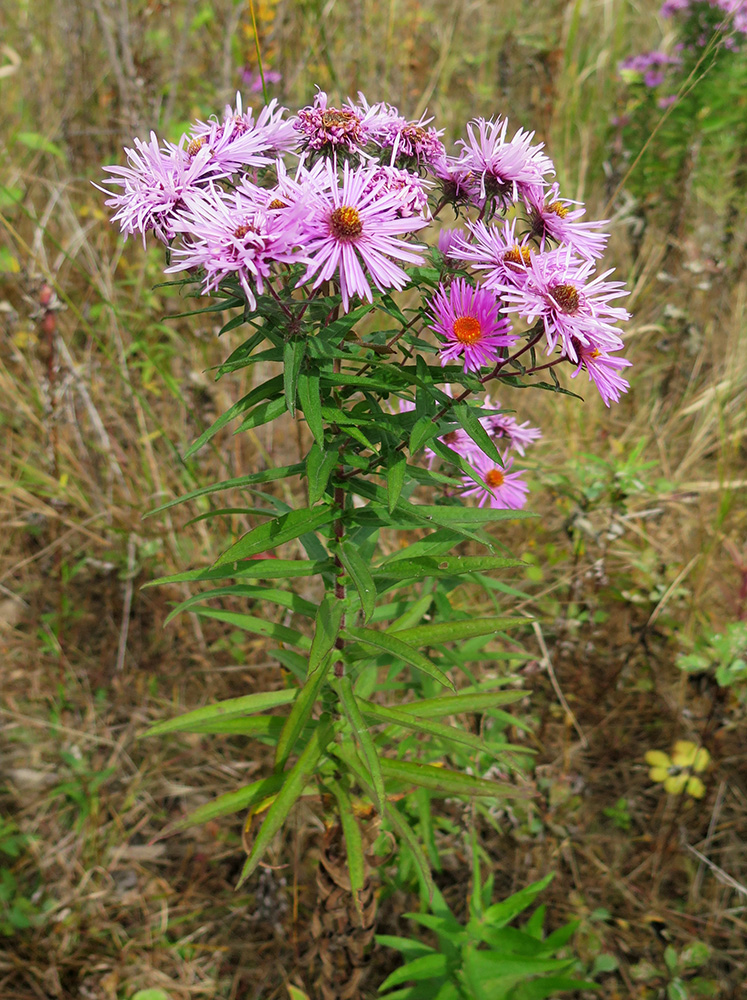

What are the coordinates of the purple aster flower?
(482, 398, 542, 456)
(190, 94, 298, 164)
(98, 132, 218, 244)
(294, 90, 372, 154)
(299, 160, 427, 312)
(241, 68, 282, 92)
(431, 153, 477, 206)
(164, 184, 305, 310)
(489, 247, 630, 363)
(524, 183, 609, 260)
(437, 227, 467, 256)
(428, 278, 517, 373)
(569, 343, 632, 407)
(370, 107, 446, 165)
(449, 219, 534, 289)
(363, 165, 431, 218)
(461, 449, 529, 510)
(457, 117, 555, 210)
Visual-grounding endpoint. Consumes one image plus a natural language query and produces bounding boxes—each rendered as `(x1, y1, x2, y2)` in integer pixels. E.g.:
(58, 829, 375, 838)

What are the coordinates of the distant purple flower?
(457, 117, 555, 210)
(294, 90, 371, 153)
(300, 160, 427, 312)
(524, 183, 609, 260)
(429, 278, 516, 373)
(569, 343, 632, 406)
(461, 449, 529, 510)
(490, 247, 630, 363)
(363, 165, 431, 218)
(164, 185, 305, 310)
(658, 95, 678, 109)
(241, 68, 282, 92)
(99, 132, 218, 244)
(449, 219, 534, 289)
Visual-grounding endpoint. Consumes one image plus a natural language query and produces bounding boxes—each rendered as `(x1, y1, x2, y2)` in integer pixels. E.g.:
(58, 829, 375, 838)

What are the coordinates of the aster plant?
(101, 87, 629, 989)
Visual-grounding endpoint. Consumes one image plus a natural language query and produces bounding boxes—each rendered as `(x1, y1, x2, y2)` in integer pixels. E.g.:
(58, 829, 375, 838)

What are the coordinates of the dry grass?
(1, 0, 747, 997)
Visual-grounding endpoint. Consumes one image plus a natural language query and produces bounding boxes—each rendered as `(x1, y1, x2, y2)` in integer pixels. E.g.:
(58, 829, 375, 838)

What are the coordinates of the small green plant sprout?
(645, 741, 710, 798)
(0, 818, 44, 937)
(677, 622, 747, 690)
(631, 940, 716, 1000)
(377, 868, 595, 1000)
(602, 796, 632, 831)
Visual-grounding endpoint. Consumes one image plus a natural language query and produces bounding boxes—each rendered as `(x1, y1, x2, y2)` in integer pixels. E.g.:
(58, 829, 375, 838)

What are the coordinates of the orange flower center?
(548, 200, 569, 218)
(233, 223, 255, 239)
(550, 283, 580, 314)
(268, 198, 286, 210)
(187, 137, 206, 157)
(321, 109, 359, 129)
(330, 205, 363, 240)
(453, 315, 482, 345)
(402, 124, 427, 143)
(485, 468, 505, 488)
(503, 245, 531, 268)
(587, 347, 601, 360)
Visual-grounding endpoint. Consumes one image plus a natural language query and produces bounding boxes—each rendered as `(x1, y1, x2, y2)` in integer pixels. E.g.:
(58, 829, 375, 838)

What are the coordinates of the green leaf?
(274, 654, 331, 769)
(163, 585, 317, 625)
(184, 715, 285, 737)
(328, 779, 366, 921)
(175, 774, 287, 828)
(386, 451, 407, 513)
(378, 759, 526, 799)
(184, 375, 283, 458)
(512, 976, 596, 999)
(306, 442, 339, 504)
(383, 800, 436, 903)
(343, 626, 454, 690)
(297, 371, 324, 446)
(216, 505, 335, 564)
(375, 555, 522, 580)
(483, 875, 554, 928)
(335, 676, 385, 811)
(145, 558, 331, 586)
(234, 396, 288, 433)
(143, 689, 296, 737)
(16, 131, 66, 160)
(239, 717, 337, 884)
(132, 991, 171, 1000)
(453, 403, 502, 463)
(391, 617, 526, 646)
(410, 416, 439, 455)
(147, 464, 305, 515)
(338, 541, 377, 622)
(356, 699, 508, 760)
(188, 607, 311, 650)
(395, 688, 526, 719)
(415, 505, 536, 526)
(283, 337, 307, 416)
(379, 953, 450, 992)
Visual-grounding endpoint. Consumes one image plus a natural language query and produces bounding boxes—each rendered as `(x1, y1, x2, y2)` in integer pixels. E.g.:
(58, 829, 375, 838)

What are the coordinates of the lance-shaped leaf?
(234, 397, 288, 433)
(378, 759, 528, 800)
(143, 688, 296, 737)
(163, 585, 318, 626)
(239, 717, 337, 885)
(338, 541, 376, 622)
(297, 370, 324, 446)
(334, 675, 385, 811)
(415, 505, 536, 526)
(386, 451, 407, 513)
(390, 617, 526, 647)
(174, 773, 287, 829)
(378, 953, 450, 994)
(452, 402, 502, 464)
(327, 778, 367, 922)
(216, 505, 335, 565)
(306, 442, 339, 505)
(185, 715, 286, 737)
(356, 699, 508, 760)
(147, 464, 305, 516)
(145, 558, 332, 587)
(283, 337, 307, 416)
(395, 689, 527, 719)
(343, 626, 454, 691)
(189, 607, 311, 650)
(374, 555, 523, 580)
(185, 375, 283, 458)
(409, 416, 440, 455)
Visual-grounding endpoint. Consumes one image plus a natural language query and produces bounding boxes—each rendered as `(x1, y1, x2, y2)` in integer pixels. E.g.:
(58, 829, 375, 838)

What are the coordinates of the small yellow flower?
(644, 742, 709, 798)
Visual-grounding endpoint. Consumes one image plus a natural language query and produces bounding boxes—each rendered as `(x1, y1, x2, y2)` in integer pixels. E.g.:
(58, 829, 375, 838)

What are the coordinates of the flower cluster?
(101, 88, 630, 512)
(645, 741, 710, 798)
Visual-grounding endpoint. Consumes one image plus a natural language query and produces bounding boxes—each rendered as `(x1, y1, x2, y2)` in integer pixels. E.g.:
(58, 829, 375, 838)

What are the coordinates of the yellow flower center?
(453, 316, 482, 345)
(485, 468, 505, 488)
(268, 198, 286, 210)
(187, 137, 206, 157)
(550, 283, 580, 314)
(330, 205, 363, 240)
(233, 223, 254, 239)
(321, 109, 358, 129)
(587, 347, 601, 360)
(402, 124, 427, 144)
(548, 200, 569, 218)
(503, 245, 532, 268)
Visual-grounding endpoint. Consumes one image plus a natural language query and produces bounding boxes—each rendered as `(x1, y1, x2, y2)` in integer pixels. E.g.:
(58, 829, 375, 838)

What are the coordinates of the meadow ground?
(1, 1, 746, 997)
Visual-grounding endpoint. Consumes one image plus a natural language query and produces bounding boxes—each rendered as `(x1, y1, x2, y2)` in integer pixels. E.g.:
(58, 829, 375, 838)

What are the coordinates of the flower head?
(457, 117, 555, 210)
(299, 160, 427, 312)
(362, 165, 431, 218)
(491, 247, 630, 363)
(461, 449, 529, 510)
(428, 278, 516, 373)
(645, 741, 710, 798)
(525, 183, 609, 260)
(570, 342, 632, 407)
(190, 94, 298, 164)
(449, 218, 534, 289)
(294, 91, 371, 154)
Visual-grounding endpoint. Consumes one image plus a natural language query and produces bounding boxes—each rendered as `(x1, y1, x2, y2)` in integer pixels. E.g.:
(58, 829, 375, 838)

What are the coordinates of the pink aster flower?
(569, 343, 632, 407)
(363, 165, 431, 218)
(299, 160, 427, 312)
(483, 398, 542, 456)
(164, 184, 305, 310)
(294, 90, 372, 154)
(371, 109, 446, 165)
(490, 247, 630, 363)
(449, 219, 534, 289)
(99, 132, 218, 244)
(461, 450, 529, 510)
(190, 94, 298, 164)
(431, 153, 476, 206)
(524, 183, 609, 260)
(437, 227, 467, 256)
(429, 278, 517, 373)
(457, 117, 555, 210)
